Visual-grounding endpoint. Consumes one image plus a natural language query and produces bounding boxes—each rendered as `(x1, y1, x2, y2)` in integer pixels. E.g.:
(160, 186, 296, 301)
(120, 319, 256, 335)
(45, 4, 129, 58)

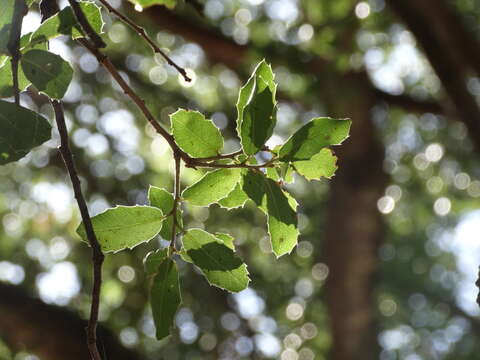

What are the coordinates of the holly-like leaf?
(150, 258, 181, 340)
(293, 148, 338, 181)
(0, 100, 52, 165)
(76, 205, 164, 253)
(144, 248, 169, 275)
(128, 0, 177, 9)
(148, 186, 182, 240)
(279, 117, 351, 161)
(242, 171, 299, 257)
(182, 168, 242, 206)
(21, 49, 73, 99)
(237, 60, 277, 155)
(0, 58, 30, 97)
(182, 229, 250, 292)
(170, 109, 224, 158)
(29, 1, 104, 47)
(218, 182, 249, 209)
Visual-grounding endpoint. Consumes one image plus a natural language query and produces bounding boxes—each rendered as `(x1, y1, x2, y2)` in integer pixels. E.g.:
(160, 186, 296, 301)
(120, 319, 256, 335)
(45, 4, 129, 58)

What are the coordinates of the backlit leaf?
(0, 100, 51, 165)
(237, 60, 277, 155)
(182, 168, 242, 206)
(150, 258, 181, 340)
(279, 117, 351, 161)
(293, 148, 338, 181)
(21, 49, 73, 99)
(242, 171, 298, 257)
(148, 186, 182, 240)
(182, 229, 249, 292)
(76, 205, 164, 253)
(171, 109, 224, 158)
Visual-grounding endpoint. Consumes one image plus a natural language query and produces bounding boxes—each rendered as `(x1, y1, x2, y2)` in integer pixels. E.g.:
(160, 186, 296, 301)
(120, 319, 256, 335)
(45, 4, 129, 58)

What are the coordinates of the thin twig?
(68, 0, 106, 48)
(51, 100, 104, 360)
(193, 149, 243, 162)
(7, 0, 27, 106)
(188, 159, 276, 169)
(78, 38, 280, 172)
(170, 155, 181, 253)
(96, 0, 191, 82)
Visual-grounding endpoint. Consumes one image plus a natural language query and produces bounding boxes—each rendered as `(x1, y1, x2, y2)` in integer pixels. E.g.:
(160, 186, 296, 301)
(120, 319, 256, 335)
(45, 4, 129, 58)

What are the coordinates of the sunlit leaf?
(293, 148, 338, 181)
(242, 171, 298, 257)
(279, 117, 351, 161)
(76, 205, 164, 253)
(182, 229, 249, 292)
(0, 58, 30, 97)
(237, 60, 277, 155)
(182, 168, 242, 206)
(171, 109, 224, 158)
(144, 248, 169, 275)
(148, 186, 182, 240)
(0, 100, 51, 165)
(128, 0, 177, 9)
(29, 1, 104, 47)
(218, 182, 249, 210)
(21, 49, 73, 99)
(150, 258, 181, 340)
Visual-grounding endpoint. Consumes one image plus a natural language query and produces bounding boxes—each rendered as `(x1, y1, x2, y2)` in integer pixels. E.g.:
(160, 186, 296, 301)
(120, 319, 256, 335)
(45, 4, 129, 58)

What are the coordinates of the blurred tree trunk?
(322, 71, 386, 360)
(0, 283, 142, 360)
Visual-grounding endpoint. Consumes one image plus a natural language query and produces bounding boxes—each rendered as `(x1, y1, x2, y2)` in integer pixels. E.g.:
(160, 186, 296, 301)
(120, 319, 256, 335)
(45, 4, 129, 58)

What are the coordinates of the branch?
(51, 100, 104, 360)
(7, 0, 27, 105)
(385, 0, 480, 153)
(67, 0, 106, 48)
(97, 0, 191, 82)
(40, 0, 60, 22)
(78, 38, 278, 172)
(372, 88, 444, 114)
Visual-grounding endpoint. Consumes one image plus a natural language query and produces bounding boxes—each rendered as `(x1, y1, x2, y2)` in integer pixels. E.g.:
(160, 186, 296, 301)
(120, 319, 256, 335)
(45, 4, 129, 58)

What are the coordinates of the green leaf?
(293, 148, 338, 181)
(0, 0, 14, 54)
(148, 186, 183, 240)
(218, 182, 249, 210)
(144, 248, 169, 275)
(237, 60, 277, 155)
(150, 258, 181, 340)
(29, 1, 104, 47)
(182, 229, 250, 292)
(182, 168, 242, 206)
(128, 0, 177, 9)
(171, 109, 224, 158)
(214, 233, 235, 250)
(278, 117, 351, 161)
(76, 205, 164, 253)
(0, 58, 30, 97)
(0, 100, 52, 165)
(242, 171, 298, 257)
(21, 49, 73, 99)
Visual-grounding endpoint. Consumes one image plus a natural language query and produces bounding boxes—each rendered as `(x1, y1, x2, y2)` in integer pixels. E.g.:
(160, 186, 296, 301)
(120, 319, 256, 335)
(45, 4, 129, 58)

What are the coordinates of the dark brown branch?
(7, 0, 27, 105)
(78, 38, 277, 172)
(97, 0, 191, 81)
(51, 100, 104, 360)
(67, 0, 106, 48)
(40, 0, 60, 22)
(193, 149, 243, 162)
(385, 0, 480, 153)
(373, 88, 444, 114)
